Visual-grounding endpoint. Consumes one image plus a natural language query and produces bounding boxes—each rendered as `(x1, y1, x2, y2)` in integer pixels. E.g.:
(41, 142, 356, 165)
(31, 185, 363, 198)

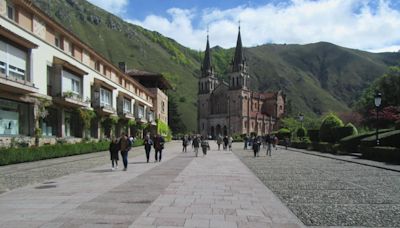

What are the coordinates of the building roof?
(232, 27, 245, 72)
(201, 35, 213, 78)
(126, 69, 173, 90)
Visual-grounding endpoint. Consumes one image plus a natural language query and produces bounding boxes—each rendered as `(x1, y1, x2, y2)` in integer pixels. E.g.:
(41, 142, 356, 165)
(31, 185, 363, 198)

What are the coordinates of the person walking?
(228, 135, 233, 151)
(109, 137, 119, 170)
(266, 134, 272, 156)
(252, 136, 261, 157)
(284, 136, 290, 150)
(216, 135, 223, 151)
(119, 133, 129, 171)
(200, 136, 210, 156)
(192, 135, 200, 157)
(144, 134, 153, 163)
(244, 135, 248, 149)
(223, 136, 228, 150)
(182, 135, 189, 152)
(153, 134, 165, 162)
(273, 135, 279, 150)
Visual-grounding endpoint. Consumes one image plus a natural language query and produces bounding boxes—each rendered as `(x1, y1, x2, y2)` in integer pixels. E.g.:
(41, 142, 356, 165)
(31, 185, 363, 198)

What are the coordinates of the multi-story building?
(125, 68, 171, 125)
(198, 28, 285, 137)
(0, 0, 158, 145)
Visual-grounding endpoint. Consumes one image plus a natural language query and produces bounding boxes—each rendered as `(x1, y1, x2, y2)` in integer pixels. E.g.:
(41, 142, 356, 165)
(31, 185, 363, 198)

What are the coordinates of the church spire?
(232, 25, 245, 72)
(201, 33, 213, 77)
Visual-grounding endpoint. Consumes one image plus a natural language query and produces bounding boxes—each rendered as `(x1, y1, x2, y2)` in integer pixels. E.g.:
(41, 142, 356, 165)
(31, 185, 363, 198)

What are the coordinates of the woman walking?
(192, 135, 200, 157)
(200, 136, 210, 156)
(119, 133, 129, 171)
(109, 137, 119, 170)
(144, 134, 153, 163)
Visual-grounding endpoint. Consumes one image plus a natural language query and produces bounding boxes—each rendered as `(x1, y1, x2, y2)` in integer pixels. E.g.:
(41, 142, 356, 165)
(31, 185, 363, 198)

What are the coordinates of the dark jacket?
(144, 138, 153, 151)
(153, 136, 165, 151)
(109, 141, 119, 160)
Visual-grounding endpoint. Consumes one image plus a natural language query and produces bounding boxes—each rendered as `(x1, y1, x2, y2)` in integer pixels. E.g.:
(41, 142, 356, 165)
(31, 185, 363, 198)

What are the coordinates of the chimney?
(118, 62, 127, 73)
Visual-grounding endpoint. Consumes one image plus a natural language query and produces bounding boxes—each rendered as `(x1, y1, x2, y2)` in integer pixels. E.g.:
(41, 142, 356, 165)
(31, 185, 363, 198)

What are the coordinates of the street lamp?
(298, 113, 304, 128)
(374, 92, 382, 146)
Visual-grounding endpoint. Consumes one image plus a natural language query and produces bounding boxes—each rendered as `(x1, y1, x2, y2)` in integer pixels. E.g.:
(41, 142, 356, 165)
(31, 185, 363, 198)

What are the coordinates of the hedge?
(360, 130, 400, 148)
(361, 146, 400, 162)
(308, 129, 320, 142)
(0, 139, 144, 166)
(332, 126, 357, 142)
(339, 129, 393, 153)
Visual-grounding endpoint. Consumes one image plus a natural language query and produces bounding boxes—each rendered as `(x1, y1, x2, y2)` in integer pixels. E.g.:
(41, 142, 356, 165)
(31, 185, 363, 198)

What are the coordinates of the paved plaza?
(234, 144, 400, 227)
(1, 141, 400, 227)
(0, 142, 303, 228)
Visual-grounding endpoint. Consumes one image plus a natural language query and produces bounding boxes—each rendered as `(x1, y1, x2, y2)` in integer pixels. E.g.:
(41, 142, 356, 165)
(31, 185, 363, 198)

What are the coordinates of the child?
(109, 137, 119, 170)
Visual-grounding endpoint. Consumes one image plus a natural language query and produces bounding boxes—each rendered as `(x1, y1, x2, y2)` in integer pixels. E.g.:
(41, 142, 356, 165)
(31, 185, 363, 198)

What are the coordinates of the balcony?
(121, 111, 135, 119)
(53, 91, 89, 108)
(0, 72, 38, 94)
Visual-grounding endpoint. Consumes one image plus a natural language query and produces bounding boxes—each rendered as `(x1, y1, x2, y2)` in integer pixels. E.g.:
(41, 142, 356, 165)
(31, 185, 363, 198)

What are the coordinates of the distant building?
(125, 68, 171, 127)
(198, 28, 285, 137)
(0, 0, 157, 145)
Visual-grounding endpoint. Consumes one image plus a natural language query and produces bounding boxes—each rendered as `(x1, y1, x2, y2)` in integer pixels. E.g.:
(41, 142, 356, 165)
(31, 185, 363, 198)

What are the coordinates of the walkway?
(0, 142, 304, 228)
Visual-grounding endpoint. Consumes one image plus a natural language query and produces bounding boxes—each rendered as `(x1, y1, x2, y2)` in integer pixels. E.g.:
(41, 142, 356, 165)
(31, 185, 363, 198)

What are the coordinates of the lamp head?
(374, 92, 382, 108)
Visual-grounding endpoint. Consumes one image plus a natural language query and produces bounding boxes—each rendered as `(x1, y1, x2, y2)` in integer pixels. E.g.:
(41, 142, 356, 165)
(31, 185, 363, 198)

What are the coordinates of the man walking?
(266, 134, 272, 156)
(144, 134, 153, 163)
(153, 134, 165, 162)
(192, 135, 200, 157)
(119, 133, 129, 171)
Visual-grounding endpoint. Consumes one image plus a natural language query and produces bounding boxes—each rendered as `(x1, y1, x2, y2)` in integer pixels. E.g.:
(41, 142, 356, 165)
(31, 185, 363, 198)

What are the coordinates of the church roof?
(232, 27, 245, 72)
(201, 35, 213, 77)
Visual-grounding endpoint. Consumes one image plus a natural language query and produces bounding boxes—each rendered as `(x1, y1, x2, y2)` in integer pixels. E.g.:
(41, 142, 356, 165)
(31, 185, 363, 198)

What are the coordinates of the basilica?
(198, 28, 285, 138)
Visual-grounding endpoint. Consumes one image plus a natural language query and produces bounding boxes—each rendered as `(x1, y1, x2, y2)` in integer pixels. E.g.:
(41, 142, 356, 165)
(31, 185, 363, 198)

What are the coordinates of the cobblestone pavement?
(0, 145, 147, 194)
(233, 144, 400, 227)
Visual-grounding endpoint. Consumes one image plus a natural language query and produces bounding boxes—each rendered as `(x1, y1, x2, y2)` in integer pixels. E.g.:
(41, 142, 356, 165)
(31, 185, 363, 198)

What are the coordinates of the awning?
(53, 57, 88, 76)
(0, 25, 38, 49)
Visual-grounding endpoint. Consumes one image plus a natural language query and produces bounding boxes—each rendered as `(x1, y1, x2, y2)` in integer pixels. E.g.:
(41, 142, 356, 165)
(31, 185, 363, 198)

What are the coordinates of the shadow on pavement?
(87, 169, 113, 173)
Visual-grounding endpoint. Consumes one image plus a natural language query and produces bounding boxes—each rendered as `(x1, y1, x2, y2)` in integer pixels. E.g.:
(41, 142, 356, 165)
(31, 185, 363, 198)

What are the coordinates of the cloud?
(128, 0, 400, 52)
(87, 0, 128, 15)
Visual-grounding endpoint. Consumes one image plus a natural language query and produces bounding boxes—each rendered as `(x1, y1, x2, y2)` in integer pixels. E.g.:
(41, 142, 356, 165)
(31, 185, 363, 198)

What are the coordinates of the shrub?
(346, 123, 358, 135)
(360, 130, 400, 148)
(308, 129, 320, 142)
(296, 127, 307, 139)
(319, 113, 344, 143)
(277, 128, 291, 139)
(332, 126, 356, 142)
(339, 129, 394, 153)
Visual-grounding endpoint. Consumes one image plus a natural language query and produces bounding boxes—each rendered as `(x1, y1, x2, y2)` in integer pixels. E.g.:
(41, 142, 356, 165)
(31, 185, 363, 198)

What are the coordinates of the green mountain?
(32, 0, 400, 131)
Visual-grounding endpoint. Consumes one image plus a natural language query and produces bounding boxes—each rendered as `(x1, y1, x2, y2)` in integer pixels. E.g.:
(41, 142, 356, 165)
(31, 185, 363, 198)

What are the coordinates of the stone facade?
(198, 29, 285, 138)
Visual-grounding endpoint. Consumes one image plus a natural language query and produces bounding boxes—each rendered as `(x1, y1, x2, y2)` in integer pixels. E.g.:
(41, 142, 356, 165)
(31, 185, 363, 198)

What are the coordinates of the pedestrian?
(182, 135, 188, 152)
(144, 134, 153, 163)
(266, 134, 272, 156)
(109, 137, 119, 170)
(244, 135, 248, 149)
(273, 135, 279, 150)
(223, 135, 228, 150)
(216, 135, 223, 150)
(252, 136, 261, 157)
(284, 136, 290, 150)
(119, 132, 129, 171)
(153, 134, 165, 162)
(228, 135, 233, 151)
(200, 136, 210, 156)
(192, 135, 200, 157)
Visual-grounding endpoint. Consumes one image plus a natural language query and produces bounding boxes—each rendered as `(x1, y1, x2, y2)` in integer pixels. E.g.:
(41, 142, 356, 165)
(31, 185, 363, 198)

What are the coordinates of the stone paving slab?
(0, 142, 186, 228)
(130, 148, 305, 228)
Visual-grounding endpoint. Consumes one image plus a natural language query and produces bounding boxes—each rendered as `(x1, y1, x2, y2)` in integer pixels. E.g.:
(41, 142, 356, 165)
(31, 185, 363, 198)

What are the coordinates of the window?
(161, 101, 165, 113)
(95, 61, 100, 71)
(123, 98, 131, 113)
(0, 40, 28, 80)
(62, 70, 81, 95)
(7, 3, 15, 21)
(55, 34, 61, 49)
(69, 43, 73, 55)
(100, 88, 112, 107)
(138, 105, 144, 118)
(148, 111, 154, 122)
(0, 98, 30, 136)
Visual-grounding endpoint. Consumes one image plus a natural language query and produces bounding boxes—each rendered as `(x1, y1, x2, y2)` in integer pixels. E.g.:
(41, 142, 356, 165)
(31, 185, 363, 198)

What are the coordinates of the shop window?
(0, 98, 30, 136)
(41, 108, 58, 136)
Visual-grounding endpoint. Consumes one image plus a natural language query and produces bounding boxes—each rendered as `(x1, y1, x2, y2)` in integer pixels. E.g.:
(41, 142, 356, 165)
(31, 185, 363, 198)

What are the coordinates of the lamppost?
(374, 92, 382, 146)
(298, 113, 304, 128)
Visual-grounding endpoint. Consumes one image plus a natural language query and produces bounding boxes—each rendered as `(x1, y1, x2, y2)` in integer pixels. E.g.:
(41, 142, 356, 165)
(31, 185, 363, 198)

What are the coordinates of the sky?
(86, 0, 400, 52)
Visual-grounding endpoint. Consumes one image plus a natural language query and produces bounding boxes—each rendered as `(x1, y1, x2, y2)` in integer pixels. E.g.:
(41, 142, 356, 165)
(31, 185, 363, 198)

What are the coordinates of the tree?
(319, 113, 344, 143)
(168, 96, 187, 134)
